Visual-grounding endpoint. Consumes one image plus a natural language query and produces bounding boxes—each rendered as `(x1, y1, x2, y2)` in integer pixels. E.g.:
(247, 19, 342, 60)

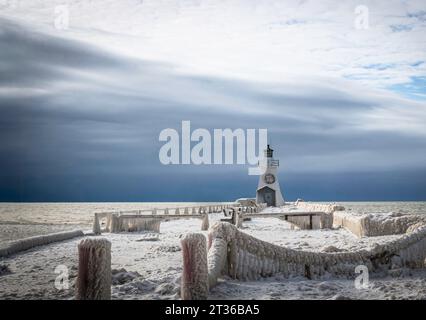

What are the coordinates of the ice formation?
(94, 212, 161, 233)
(0, 229, 84, 258)
(201, 213, 210, 231)
(288, 201, 342, 229)
(93, 213, 101, 235)
(180, 233, 209, 300)
(203, 221, 426, 286)
(333, 211, 426, 237)
(76, 237, 112, 300)
(112, 216, 162, 233)
(95, 206, 223, 233)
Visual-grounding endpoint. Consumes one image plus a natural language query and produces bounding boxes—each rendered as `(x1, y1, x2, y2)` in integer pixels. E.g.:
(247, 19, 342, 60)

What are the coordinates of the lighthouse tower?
(256, 145, 285, 207)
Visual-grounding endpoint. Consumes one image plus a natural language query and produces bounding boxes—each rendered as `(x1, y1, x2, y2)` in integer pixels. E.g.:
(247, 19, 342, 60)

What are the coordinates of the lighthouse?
(256, 145, 285, 207)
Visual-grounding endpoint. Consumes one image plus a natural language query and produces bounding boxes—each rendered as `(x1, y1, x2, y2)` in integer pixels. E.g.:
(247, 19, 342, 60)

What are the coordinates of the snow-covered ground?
(0, 202, 226, 244)
(1, 205, 425, 300)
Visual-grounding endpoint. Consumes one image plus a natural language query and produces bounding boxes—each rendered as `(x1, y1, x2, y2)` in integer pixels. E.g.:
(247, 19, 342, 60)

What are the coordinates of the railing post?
(75, 238, 111, 300)
(110, 214, 119, 233)
(180, 233, 208, 300)
(201, 213, 209, 231)
(236, 212, 243, 228)
(93, 213, 101, 235)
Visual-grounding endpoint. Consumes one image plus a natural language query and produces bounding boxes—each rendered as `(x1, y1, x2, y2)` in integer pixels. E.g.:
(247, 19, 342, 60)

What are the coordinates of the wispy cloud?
(0, 2, 425, 200)
(1, 0, 425, 90)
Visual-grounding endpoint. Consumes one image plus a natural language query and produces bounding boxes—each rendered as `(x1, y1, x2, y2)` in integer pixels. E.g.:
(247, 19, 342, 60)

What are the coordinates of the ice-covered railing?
(289, 201, 344, 229)
(234, 202, 342, 230)
(95, 204, 230, 218)
(216, 202, 341, 230)
(294, 200, 345, 213)
(290, 201, 426, 237)
(333, 211, 426, 238)
(94, 212, 210, 233)
(180, 221, 426, 299)
(208, 222, 426, 282)
(93, 204, 243, 233)
(0, 230, 84, 258)
(241, 211, 333, 229)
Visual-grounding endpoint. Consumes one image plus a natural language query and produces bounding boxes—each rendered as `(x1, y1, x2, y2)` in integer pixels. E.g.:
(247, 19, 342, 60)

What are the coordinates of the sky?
(0, 0, 426, 201)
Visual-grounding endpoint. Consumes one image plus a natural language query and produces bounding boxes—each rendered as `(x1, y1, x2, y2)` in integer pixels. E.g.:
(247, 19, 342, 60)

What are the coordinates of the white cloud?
(1, 0, 425, 90)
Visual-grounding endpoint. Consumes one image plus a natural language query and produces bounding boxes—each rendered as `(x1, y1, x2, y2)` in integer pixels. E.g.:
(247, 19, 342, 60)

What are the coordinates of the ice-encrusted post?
(175, 208, 180, 215)
(110, 214, 120, 233)
(231, 210, 237, 225)
(201, 213, 209, 231)
(165, 208, 169, 215)
(236, 212, 243, 228)
(76, 238, 111, 300)
(93, 213, 101, 235)
(180, 233, 208, 300)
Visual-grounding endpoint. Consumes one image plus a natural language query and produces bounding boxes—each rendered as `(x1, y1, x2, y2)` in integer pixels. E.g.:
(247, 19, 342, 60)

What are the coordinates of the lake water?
(0, 201, 425, 244)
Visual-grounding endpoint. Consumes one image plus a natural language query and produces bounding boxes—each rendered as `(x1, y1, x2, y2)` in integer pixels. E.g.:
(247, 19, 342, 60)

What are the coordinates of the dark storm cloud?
(0, 18, 146, 86)
(0, 18, 425, 201)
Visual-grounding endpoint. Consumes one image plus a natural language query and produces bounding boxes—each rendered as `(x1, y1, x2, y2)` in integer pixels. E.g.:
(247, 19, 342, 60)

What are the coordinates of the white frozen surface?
(0, 202, 227, 244)
(0, 202, 425, 300)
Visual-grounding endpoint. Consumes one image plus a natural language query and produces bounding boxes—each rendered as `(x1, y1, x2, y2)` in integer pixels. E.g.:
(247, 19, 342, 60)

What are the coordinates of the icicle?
(207, 238, 228, 288)
(237, 249, 244, 280)
(110, 214, 119, 233)
(228, 241, 238, 279)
